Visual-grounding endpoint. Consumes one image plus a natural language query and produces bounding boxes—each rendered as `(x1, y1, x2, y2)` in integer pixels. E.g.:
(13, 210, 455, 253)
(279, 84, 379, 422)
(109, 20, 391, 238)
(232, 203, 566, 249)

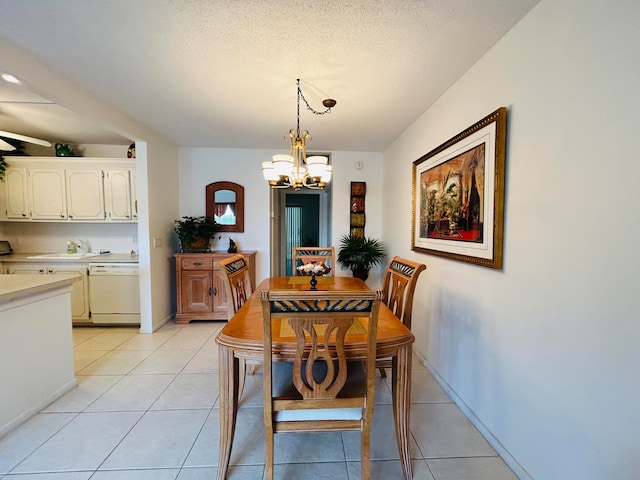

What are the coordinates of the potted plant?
(337, 233, 386, 281)
(174, 216, 219, 252)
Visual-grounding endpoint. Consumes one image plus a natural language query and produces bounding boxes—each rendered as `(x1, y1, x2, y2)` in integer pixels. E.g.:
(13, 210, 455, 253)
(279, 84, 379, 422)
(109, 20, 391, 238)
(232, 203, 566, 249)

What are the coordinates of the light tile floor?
(0, 323, 518, 480)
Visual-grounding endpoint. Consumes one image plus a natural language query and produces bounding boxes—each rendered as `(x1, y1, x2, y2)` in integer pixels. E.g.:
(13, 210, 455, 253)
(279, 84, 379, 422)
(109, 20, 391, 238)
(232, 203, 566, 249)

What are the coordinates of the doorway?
(270, 184, 332, 276)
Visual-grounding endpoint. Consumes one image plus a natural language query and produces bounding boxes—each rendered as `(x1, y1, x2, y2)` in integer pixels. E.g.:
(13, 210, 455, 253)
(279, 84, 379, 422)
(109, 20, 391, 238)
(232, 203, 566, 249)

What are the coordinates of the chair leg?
(361, 426, 371, 480)
(378, 367, 387, 378)
(238, 359, 247, 400)
(264, 427, 274, 480)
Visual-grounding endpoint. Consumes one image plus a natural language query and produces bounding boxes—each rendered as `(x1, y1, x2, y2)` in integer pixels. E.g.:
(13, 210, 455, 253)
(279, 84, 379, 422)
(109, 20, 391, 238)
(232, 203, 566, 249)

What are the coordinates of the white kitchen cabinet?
(4, 167, 29, 219)
(66, 169, 106, 220)
(1, 158, 136, 223)
(4, 262, 90, 322)
(104, 169, 133, 220)
(28, 168, 68, 220)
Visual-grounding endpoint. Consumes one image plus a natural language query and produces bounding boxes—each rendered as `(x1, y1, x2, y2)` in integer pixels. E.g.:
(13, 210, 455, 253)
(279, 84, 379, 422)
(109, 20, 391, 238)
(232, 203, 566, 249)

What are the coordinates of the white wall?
(139, 140, 180, 333)
(178, 148, 384, 286)
(330, 151, 385, 287)
(178, 148, 272, 283)
(383, 1, 640, 479)
(1, 222, 137, 254)
(18, 143, 131, 158)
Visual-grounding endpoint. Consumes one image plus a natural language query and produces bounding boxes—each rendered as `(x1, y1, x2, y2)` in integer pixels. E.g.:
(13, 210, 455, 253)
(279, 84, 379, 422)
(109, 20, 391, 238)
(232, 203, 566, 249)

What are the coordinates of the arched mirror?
(206, 181, 244, 232)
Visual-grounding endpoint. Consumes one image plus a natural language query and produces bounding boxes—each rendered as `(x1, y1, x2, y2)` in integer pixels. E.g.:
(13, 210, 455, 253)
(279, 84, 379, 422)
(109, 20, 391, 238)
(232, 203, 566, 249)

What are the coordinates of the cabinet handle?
(60, 214, 64, 218)
(213, 287, 217, 296)
(208, 287, 213, 296)
(22, 213, 27, 217)
(39, 268, 45, 273)
(193, 262, 202, 266)
(48, 268, 54, 273)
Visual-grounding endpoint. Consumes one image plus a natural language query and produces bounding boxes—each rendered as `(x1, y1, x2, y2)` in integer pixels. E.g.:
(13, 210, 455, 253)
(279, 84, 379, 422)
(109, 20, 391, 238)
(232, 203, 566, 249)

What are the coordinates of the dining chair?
(292, 246, 335, 275)
(377, 256, 426, 377)
(260, 289, 382, 480)
(218, 254, 256, 397)
(218, 254, 253, 318)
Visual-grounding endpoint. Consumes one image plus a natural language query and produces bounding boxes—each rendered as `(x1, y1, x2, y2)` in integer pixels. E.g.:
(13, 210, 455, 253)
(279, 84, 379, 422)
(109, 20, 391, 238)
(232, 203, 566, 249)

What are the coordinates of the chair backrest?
(292, 246, 335, 276)
(382, 256, 426, 329)
(261, 288, 381, 410)
(218, 254, 253, 319)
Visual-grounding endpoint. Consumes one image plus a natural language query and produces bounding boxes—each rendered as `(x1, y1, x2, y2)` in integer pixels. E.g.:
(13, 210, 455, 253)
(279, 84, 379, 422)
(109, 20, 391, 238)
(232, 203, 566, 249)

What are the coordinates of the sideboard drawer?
(180, 258, 214, 270)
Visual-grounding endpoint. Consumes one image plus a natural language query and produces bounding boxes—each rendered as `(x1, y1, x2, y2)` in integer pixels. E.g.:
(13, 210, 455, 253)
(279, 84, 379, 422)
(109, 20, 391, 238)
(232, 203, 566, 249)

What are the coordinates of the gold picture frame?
(412, 107, 507, 269)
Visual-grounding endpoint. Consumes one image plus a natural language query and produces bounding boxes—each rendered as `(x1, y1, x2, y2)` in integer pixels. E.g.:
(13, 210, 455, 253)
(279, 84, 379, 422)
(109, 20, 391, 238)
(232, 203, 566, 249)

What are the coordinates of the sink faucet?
(74, 239, 90, 253)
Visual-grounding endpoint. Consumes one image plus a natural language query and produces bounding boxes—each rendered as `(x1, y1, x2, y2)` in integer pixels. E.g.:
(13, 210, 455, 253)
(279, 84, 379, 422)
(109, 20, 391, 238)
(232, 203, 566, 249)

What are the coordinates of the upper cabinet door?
(29, 168, 67, 220)
(66, 169, 106, 220)
(131, 169, 138, 220)
(4, 167, 29, 219)
(105, 169, 133, 221)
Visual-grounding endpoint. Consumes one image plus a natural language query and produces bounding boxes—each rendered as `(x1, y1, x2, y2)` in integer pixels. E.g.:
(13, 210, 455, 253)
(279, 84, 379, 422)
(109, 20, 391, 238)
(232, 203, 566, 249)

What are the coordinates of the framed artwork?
(411, 107, 507, 269)
(350, 182, 366, 238)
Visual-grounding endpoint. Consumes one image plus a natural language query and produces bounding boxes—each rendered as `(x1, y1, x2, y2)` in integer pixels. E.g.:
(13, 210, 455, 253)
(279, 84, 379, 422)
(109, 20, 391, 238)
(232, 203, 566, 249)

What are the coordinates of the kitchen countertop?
(0, 253, 139, 263)
(0, 273, 81, 303)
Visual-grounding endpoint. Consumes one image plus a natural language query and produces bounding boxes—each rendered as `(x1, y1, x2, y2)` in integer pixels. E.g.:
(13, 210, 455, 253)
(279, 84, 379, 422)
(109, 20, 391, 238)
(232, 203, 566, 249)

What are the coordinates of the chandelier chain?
(297, 79, 332, 116)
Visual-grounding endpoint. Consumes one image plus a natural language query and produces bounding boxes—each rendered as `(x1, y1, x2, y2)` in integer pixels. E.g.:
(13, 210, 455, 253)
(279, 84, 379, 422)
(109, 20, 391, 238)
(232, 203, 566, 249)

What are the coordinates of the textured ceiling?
(0, 0, 539, 151)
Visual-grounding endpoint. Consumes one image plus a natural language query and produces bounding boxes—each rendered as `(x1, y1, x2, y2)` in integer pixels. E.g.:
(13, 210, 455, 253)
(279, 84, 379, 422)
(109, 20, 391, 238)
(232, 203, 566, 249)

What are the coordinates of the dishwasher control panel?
(89, 263, 139, 275)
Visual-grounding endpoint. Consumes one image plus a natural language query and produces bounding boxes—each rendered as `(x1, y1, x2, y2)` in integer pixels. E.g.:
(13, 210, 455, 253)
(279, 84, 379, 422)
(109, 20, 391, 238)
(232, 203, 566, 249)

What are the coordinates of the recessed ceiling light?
(1, 73, 21, 84)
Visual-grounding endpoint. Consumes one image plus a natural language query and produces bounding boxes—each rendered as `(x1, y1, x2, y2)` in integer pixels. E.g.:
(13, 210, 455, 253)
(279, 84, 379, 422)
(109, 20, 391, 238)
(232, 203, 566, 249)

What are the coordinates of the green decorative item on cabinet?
(55, 143, 75, 157)
(174, 216, 220, 252)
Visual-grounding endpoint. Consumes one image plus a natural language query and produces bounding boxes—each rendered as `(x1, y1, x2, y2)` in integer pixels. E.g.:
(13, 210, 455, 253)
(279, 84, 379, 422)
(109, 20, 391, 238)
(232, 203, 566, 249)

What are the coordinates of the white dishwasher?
(89, 262, 140, 325)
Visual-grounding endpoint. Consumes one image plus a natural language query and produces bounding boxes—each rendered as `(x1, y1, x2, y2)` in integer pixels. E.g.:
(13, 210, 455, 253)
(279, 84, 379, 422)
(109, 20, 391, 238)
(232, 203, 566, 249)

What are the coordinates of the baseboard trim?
(0, 378, 77, 440)
(414, 351, 532, 480)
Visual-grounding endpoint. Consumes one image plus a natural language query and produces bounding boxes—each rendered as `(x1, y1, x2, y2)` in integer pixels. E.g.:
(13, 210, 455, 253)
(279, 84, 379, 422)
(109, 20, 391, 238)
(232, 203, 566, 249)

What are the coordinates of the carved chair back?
(260, 289, 381, 480)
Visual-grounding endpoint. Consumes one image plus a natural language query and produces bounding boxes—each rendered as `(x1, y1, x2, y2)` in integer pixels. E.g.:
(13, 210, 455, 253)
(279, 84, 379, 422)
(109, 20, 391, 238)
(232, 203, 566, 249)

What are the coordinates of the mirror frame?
(206, 181, 245, 233)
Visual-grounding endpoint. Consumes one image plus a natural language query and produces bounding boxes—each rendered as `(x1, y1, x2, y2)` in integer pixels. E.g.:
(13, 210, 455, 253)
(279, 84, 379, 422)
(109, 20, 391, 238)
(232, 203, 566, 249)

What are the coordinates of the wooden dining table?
(215, 276, 415, 480)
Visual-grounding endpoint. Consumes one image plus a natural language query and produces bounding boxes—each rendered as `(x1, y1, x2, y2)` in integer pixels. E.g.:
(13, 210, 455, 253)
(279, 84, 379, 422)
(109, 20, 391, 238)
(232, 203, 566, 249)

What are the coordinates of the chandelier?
(262, 79, 336, 190)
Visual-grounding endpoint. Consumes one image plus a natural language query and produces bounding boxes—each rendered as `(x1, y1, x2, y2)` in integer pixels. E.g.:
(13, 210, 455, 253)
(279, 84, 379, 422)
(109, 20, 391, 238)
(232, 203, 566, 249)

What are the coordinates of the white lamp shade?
(262, 161, 279, 181)
(306, 155, 329, 178)
(320, 164, 333, 183)
(272, 154, 294, 176)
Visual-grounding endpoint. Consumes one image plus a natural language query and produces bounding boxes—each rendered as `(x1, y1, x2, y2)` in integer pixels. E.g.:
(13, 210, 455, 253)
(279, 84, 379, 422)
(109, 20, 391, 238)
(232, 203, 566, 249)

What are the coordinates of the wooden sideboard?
(174, 251, 257, 324)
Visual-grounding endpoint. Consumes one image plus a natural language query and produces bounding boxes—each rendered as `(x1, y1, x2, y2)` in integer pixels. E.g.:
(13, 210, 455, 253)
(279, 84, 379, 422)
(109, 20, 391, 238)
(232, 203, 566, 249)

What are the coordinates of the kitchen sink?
(27, 253, 102, 260)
